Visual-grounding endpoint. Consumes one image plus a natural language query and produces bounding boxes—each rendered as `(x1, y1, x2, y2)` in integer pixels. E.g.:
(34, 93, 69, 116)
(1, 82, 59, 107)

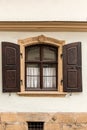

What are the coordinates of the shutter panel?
(63, 42, 82, 92)
(2, 42, 20, 92)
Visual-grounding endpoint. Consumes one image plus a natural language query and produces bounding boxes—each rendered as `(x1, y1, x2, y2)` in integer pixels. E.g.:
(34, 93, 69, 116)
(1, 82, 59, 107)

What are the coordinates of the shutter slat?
(63, 42, 82, 92)
(2, 42, 20, 92)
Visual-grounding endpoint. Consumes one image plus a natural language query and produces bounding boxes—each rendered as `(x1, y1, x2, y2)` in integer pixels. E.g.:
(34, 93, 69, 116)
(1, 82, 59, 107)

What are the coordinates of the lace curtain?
(43, 67, 56, 88)
(26, 66, 56, 88)
(26, 67, 40, 88)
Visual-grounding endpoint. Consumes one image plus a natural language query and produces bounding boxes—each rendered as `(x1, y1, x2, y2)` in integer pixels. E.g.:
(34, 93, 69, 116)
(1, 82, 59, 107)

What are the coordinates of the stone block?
(0, 123, 5, 130)
(50, 113, 76, 123)
(1, 113, 17, 122)
(44, 123, 61, 130)
(63, 124, 87, 130)
(6, 123, 28, 130)
(74, 113, 87, 123)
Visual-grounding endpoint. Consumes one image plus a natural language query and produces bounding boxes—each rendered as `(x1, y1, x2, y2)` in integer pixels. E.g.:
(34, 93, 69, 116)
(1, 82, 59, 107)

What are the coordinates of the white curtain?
(26, 67, 40, 88)
(43, 67, 56, 88)
(26, 66, 56, 88)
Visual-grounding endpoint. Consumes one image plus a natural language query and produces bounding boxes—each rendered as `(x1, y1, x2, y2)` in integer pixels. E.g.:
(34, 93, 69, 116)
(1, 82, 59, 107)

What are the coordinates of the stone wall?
(0, 113, 87, 130)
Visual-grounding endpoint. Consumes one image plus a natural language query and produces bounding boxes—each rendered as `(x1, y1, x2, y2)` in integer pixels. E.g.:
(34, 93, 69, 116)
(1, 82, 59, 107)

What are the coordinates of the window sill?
(17, 91, 67, 97)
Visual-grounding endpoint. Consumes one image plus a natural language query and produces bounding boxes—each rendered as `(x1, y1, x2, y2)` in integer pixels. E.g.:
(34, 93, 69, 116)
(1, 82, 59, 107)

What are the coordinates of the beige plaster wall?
(0, 0, 87, 21)
(0, 32, 86, 112)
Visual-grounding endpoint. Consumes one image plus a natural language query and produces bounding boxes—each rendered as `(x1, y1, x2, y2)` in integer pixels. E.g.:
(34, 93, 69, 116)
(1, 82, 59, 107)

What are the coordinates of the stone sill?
(17, 91, 67, 97)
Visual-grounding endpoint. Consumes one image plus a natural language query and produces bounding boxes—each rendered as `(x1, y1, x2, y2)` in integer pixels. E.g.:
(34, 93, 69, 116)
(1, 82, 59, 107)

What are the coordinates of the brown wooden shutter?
(63, 42, 82, 92)
(2, 42, 20, 92)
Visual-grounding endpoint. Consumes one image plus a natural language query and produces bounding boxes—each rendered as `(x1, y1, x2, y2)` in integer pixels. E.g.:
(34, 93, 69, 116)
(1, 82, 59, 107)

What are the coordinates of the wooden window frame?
(18, 35, 67, 96)
(25, 44, 58, 91)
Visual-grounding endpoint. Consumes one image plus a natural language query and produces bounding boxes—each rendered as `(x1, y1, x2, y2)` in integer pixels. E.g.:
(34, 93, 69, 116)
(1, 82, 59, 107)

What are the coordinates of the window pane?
(26, 46, 40, 61)
(43, 46, 57, 61)
(26, 64, 40, 88)
(43, 64, 56, 88)
(43, 77, 56, 88)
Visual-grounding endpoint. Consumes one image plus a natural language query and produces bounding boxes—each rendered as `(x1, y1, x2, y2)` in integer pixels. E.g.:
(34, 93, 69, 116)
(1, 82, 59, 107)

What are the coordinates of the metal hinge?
(20, 53, 23, 58)
(61, 79, 63, 85)
(60, 53, 63, 58)
(20, 80, 23, 85)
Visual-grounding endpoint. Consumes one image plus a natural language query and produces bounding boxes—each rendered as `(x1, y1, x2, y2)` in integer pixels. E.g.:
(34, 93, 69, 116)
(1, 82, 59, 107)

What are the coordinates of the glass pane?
(26, 64, 40, 88)
(43, 46, 57, 61)
(43, 64, 56, 76)
(43, 76, 56, 88)
(43, 64, 56, 88)
(26, 46, 40, 61)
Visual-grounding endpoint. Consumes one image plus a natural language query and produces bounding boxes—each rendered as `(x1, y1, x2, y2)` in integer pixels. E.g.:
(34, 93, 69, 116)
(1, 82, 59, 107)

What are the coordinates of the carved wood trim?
(0, 21, 87, 32)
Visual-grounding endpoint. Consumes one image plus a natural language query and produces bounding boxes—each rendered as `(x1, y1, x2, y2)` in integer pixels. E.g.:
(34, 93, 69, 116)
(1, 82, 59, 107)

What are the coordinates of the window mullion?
(40, 63, 43, 89)
(40, 46, 43, 89)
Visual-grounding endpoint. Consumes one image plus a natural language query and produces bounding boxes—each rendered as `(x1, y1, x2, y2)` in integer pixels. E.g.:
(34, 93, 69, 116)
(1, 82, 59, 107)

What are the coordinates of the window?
(28, 122, 44, 130)
(2, 35, 82, 96)
(25, 45, 58, 91)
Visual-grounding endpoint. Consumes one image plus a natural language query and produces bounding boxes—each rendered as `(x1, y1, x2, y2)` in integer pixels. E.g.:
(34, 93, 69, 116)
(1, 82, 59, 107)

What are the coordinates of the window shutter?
(63, 42, 82, 92)
(2, 42, 20, 92)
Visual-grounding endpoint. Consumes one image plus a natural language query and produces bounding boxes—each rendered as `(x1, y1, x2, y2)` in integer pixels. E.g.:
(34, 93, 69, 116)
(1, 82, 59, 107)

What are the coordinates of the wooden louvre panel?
(2, 42, 20, 92)
(63, 42, 82, 92)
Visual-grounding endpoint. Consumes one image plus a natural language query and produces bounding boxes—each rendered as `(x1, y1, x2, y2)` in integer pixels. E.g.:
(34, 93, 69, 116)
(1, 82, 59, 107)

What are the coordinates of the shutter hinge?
(61, 79, 63, 85)
(20, 80, 23, 85)
(60, 53, 63, 58)
(20, 53, 23, 58)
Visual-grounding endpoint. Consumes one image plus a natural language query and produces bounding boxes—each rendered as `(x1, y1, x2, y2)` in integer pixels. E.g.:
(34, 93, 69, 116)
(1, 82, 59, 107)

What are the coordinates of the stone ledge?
(17, 92, 67, 97)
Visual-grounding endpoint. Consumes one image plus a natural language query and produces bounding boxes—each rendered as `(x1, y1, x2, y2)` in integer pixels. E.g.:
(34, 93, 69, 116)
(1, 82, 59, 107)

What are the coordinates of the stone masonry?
(0, 113, 87, 130)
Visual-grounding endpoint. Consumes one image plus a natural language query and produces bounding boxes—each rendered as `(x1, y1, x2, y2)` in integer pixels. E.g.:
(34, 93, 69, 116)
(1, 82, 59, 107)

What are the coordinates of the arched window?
(25, 44, 58, 91)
